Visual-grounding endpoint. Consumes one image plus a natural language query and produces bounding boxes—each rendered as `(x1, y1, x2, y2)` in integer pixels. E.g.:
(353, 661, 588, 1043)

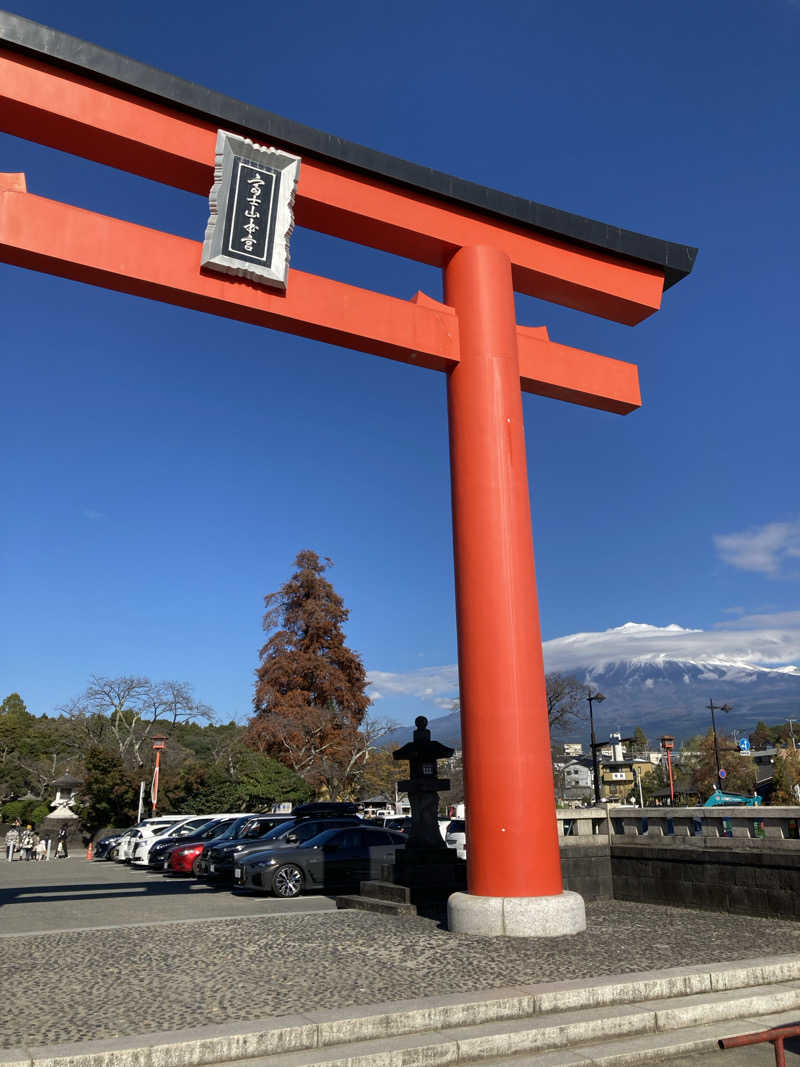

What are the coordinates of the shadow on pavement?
(0, 877, 236, 908)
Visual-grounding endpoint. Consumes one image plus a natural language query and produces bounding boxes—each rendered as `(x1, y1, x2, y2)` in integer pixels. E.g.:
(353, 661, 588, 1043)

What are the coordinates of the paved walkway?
(3, 859, 800, 1050)
(0, 855, 335, 934)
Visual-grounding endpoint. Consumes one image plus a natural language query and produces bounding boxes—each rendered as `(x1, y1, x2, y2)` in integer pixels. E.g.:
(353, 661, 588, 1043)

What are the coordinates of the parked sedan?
(115, 816, 188, 862)
(230, 816, 361, 882)
(147, 817, 239, 870)
(93, 829, 131, 860)
(131, 817, 215, 866)
(238, 824, 407, 897)
(203, 814, 302, 880)
(165, 839, 211, 874)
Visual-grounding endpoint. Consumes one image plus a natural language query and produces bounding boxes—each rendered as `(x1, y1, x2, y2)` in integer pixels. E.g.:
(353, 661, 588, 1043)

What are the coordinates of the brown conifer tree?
(245, 550, 370, 797)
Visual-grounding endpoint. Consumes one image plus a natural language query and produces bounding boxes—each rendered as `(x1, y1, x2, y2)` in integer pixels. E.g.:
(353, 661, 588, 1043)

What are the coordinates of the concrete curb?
(3, 954, 800, 1067)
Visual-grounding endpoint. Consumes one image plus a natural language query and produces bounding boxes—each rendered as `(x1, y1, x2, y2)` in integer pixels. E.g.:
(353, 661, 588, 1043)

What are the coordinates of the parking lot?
(0, 853, 336, 935)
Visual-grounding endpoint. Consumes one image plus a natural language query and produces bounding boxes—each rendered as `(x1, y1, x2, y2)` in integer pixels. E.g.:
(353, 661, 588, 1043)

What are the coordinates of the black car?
(230, 816, 362, 883)
(203, 814, 299, 879)
(204, 804, 360, 880)
(146, 817, 238, 869)
(238, 824, 407, 897)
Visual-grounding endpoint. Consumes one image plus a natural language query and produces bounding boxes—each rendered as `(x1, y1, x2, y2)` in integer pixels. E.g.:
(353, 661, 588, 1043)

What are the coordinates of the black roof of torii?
(0, 11, 697, 291)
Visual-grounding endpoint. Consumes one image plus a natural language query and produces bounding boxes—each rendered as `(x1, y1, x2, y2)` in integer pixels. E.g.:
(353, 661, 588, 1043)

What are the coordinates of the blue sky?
(2, 0, 799, 728)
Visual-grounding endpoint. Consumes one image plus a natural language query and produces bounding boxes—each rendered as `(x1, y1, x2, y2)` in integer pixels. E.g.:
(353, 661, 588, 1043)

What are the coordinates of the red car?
(166, 841, 205, 875)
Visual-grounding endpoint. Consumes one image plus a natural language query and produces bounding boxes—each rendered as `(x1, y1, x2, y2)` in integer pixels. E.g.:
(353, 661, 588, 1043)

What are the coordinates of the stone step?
(335, 893, 417, 917)
(205, 981, 800, 1067)
(468, 1007, 800, 1065)
(19, 957, 800, 1067)
(359, 880, 412, 904)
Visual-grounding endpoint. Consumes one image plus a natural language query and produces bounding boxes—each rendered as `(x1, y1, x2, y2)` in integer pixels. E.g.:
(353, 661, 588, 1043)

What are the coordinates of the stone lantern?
(392, 716, 463, 894)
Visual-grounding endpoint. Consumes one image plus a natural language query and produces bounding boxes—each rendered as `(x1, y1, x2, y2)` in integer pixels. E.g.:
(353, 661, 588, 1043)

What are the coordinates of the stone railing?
(556, 807, 610, 842)
(607, 805, 800, 843)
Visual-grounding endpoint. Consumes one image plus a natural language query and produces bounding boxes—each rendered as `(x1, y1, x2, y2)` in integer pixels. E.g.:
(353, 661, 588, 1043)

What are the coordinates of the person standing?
(56, 823, 69, 859)
(20, 825, 35, 860)
(4, 824, 20, 861)
(35, 835, 47, 861)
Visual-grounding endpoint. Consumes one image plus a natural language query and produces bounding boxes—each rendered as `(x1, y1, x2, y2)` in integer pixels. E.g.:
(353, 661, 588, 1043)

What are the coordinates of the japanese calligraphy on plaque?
(201, 130, 300, 291)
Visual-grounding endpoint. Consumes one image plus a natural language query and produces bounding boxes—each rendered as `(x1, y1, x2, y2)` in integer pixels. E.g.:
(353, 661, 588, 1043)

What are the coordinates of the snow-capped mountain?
(545, 621, 800, 740)
(380, 622, 800, 748)
(574, 656, 800, 741)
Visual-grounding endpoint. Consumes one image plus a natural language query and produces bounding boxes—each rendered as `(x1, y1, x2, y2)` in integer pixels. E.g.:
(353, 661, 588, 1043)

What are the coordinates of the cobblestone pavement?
(3, 889, 800, 1049)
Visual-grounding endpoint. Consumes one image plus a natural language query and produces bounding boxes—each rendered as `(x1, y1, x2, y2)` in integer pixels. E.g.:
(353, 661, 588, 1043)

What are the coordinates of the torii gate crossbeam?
(0, 11, 696, 937)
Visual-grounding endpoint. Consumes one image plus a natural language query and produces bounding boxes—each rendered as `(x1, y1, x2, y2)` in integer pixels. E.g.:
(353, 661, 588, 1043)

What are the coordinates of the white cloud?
(714, 521, 800, 576)
(369, 617, 800, 712)
(544, 620, 800, 673)
(367, 665, 459, 708)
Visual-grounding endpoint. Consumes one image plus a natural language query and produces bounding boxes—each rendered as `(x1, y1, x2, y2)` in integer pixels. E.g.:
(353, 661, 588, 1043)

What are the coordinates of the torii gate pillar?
(445, 245, 583, 935)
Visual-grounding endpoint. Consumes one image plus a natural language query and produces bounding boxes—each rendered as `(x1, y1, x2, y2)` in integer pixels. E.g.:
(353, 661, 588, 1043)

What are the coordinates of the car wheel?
(192, 857, 204, 876)
(271, 863, 305, 898)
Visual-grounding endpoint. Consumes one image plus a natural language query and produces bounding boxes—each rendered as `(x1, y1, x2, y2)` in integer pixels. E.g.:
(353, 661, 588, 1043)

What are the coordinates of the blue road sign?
(738, 738, 751, 752)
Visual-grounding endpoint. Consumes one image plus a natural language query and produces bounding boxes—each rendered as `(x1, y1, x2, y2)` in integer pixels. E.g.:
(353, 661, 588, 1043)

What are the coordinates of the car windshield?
(292, 821, 339, 843)
(195, 819, 231, 839)
(164, 820, 217, 841)
(300, 827, 343, 848)
(212, 816, 253, 841)
(260, 820, 296, 841)
(240, 819, 276, 838)
(157, 821, 194, 837)
(181, 818, 214, 833)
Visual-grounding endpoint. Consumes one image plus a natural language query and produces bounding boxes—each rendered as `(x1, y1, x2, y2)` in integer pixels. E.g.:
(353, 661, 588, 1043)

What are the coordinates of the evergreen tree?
(631, 726, 648, 756)
(76, 746, 140, 834)
(246, 550, 371, 797)
(749, 721, 773, 750)
(688, 727, 756, 799)
(771, 748, 800, 804)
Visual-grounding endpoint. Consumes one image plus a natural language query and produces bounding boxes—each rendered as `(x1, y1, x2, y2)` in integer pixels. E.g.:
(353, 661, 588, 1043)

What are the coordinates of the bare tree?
(316, 714, 398, 801)
(438, 672, 587, 737)
(61, 675, 215, 769)
(546, 673, 588, 737)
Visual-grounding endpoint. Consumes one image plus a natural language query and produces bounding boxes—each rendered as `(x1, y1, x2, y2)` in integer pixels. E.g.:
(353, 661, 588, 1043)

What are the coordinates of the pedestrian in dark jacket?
(57, 823, 69, 859)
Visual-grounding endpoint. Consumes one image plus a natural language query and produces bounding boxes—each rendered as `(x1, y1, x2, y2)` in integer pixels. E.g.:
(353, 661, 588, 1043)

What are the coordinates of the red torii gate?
(0, 12, 696, 936)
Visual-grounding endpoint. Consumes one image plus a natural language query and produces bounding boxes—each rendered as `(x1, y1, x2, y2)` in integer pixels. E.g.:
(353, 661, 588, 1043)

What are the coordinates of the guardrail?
(606, 805, 800, 842)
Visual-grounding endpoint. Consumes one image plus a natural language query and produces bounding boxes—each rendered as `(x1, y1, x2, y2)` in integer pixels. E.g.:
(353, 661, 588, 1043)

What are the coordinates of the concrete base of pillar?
(447, 890, 586, 938)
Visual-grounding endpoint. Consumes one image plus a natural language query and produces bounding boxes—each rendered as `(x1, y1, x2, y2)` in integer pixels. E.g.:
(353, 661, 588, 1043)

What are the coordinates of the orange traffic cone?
(86, 841, 93, 861)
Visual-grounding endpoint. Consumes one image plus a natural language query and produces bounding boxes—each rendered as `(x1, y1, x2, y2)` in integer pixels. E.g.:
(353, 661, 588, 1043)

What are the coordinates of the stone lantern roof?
(53, 771, 82, 789)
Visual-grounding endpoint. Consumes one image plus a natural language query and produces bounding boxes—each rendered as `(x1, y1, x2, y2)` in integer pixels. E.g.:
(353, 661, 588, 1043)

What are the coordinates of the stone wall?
(560, 841, 614, 901)
(611, 837, 800, 919)
(554, 807, 800, 916)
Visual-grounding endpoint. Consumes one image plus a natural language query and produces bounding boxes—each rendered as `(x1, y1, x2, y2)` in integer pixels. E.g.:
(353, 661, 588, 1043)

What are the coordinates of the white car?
(444, 818, 467, 859)
(130, 817, 214, 865)
(115, 816, 188, 862)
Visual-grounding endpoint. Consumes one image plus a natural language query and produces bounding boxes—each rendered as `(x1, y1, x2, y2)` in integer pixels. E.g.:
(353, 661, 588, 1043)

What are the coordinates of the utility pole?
(788, 719, 797, 751)
(707, 700, 732, 791)
(586, 691, 605, 806)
